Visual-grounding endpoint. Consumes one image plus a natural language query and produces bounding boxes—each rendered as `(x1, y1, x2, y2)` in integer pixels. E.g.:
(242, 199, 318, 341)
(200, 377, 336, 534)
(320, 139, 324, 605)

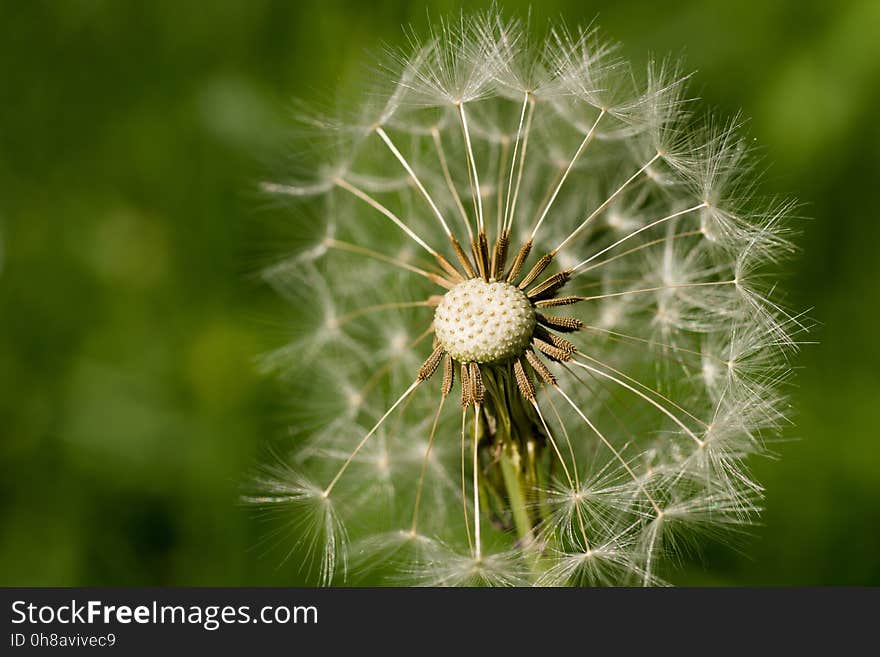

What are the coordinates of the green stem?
(499, 443, 533, 545)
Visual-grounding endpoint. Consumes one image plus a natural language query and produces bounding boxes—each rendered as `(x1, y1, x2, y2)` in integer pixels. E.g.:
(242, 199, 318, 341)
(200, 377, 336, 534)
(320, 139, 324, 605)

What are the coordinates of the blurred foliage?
(1, 0, 878, 586)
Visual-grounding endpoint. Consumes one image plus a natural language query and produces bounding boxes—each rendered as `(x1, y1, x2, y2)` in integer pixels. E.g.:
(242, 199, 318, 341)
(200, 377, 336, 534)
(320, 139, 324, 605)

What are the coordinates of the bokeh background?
(2, 0, 878, 586)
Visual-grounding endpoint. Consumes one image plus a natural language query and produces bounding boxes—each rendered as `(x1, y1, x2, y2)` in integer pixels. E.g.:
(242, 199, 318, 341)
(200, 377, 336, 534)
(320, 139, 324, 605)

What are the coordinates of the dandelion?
(250, 10, 805, 586)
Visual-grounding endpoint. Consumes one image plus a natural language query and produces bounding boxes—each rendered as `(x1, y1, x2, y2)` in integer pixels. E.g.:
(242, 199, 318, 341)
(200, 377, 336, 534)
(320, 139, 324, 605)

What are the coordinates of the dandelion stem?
(498, 442, 534, 547)
(482, 368, 533, 544)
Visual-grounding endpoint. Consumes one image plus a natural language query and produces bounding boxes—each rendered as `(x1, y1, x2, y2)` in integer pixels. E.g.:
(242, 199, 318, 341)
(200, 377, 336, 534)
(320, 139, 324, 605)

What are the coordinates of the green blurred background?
(1, 0, 878, 586)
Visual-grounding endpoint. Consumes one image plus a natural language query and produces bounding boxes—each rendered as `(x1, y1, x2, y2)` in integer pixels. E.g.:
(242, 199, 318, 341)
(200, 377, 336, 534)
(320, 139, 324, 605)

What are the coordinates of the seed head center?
(434, 278, 535, 364)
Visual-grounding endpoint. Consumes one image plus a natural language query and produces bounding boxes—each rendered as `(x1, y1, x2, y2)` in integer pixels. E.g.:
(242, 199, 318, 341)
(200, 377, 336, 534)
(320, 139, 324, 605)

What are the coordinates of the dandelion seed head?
(250, 9, 805, 587)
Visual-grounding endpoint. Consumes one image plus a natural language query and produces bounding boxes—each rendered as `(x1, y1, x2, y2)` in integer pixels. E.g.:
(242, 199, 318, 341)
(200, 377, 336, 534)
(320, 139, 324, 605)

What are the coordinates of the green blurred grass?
(1, 0, 878, 585)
